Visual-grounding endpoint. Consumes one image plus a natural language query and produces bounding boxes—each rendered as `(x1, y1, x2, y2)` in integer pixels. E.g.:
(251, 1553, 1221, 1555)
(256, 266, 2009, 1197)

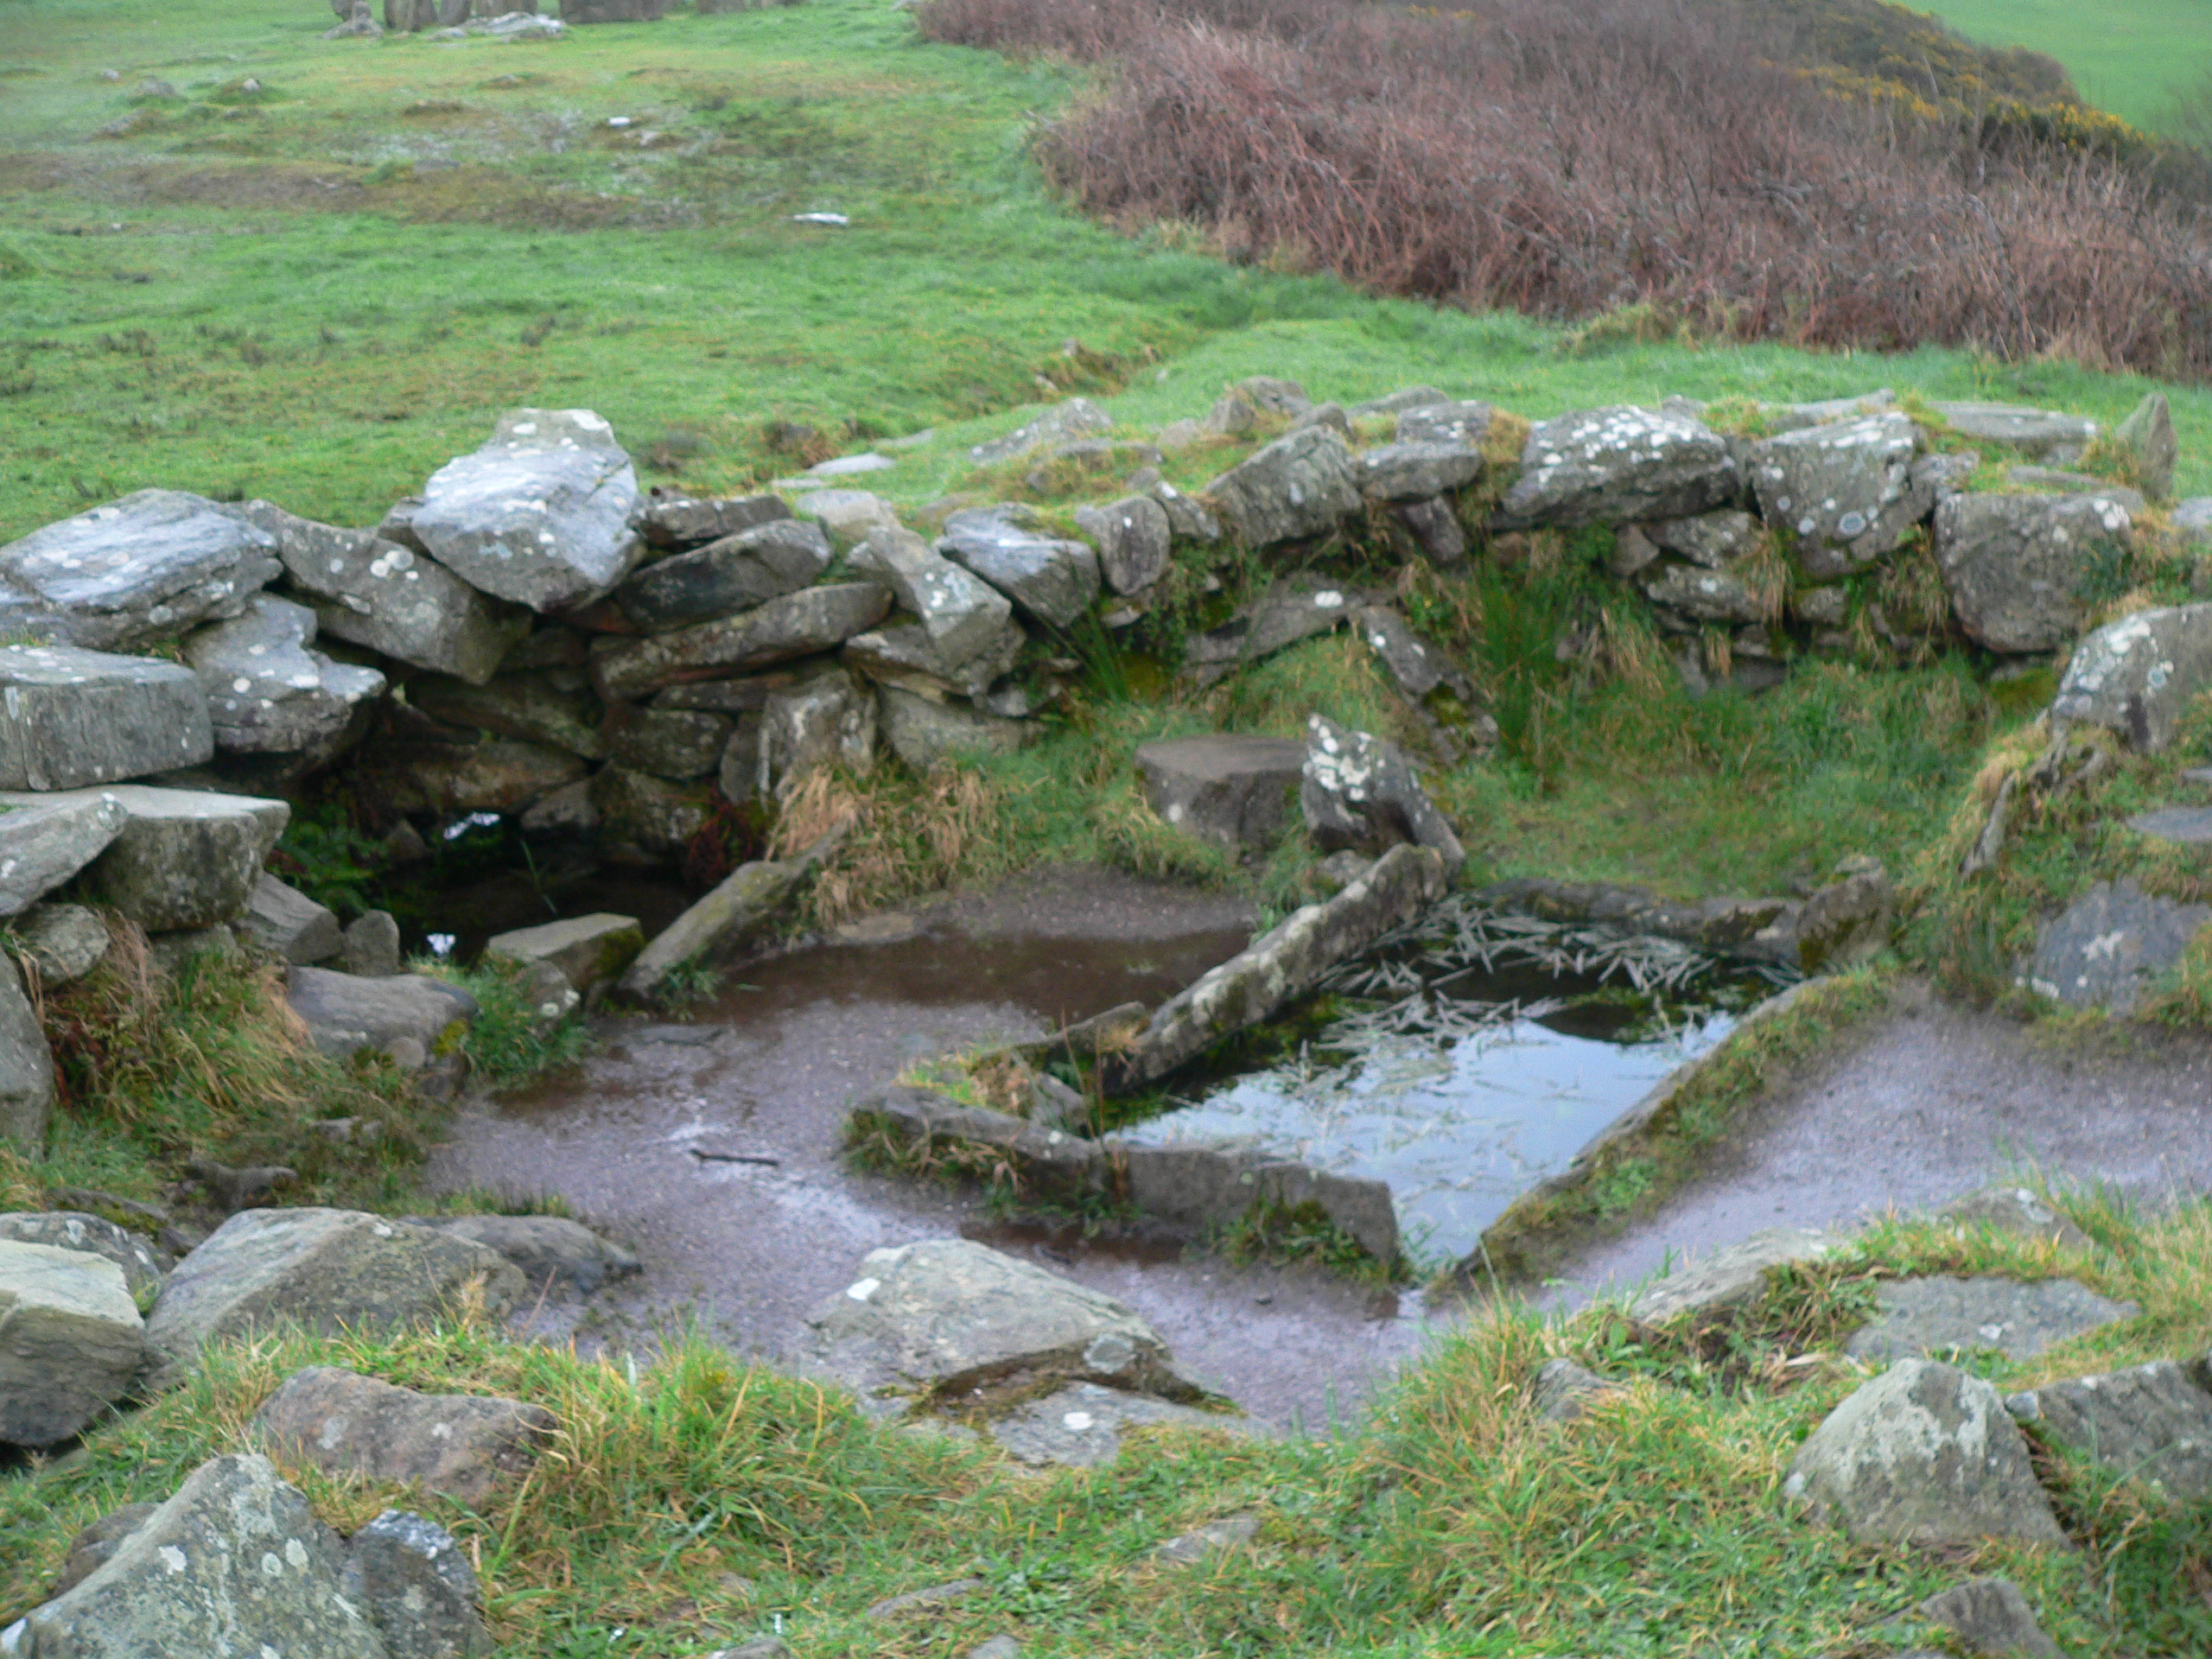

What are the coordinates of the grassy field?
(1922, 0, 2212, 130)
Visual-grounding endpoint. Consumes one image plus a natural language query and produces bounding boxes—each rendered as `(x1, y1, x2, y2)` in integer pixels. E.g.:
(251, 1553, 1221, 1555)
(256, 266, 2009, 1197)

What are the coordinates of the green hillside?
(1924, 0, 2212, 129)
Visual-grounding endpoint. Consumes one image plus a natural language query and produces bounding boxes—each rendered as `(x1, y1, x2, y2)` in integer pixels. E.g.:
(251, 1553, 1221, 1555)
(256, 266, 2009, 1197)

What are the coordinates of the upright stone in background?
(1300, 715, 1465, 867)
(412, 410, 643, 612)
(0, 645, 214, 790)
(2112, 392, 2177, 500)
(0, 489, 280, 652)
(1497, 406, 1738, 527)
(1936, 493, 2134, 653)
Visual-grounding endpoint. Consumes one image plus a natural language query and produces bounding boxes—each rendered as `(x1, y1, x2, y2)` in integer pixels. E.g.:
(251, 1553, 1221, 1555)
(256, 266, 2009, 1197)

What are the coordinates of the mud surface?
(1547, 978, 2212, 1305)
(428, 868, 1437, 1428)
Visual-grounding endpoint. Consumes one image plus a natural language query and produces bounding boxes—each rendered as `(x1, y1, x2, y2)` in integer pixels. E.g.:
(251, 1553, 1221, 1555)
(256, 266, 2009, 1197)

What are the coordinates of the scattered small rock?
(1913, 1576, 2065, 1659)
(1148, 1514, 1260, 1567)
(1529, 1357, 1620, 1423)
(254, 1365, 556, 1505)
(865, 1577, 986, 1619)
(2005, 1360, 2212, 1503)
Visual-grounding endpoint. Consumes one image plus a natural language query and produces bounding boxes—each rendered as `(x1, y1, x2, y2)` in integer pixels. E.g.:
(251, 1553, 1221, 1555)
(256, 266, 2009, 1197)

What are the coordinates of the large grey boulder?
(13, 1454, 385, 1657)
(843, 616, 1023, 702)
(485, 912, 643, 993)
(589, 582, 892, 702)
(849, 527, 1015, 673)
(232, 499, 530, 683)
(1844, 1275, 2138, 1362)
(2006, 1361, 2212, 1503)
(0, 1211, 162, 1300)
(427, 1214, 639, 1295)
(0, 645, 213, 791)
(1135, 734, 1305, 850)
(412, 409, 642, 612)
(1498, 406, 1738, 528)
(1628, 1227, 1840, 1325)
(1107, 842, 1446, 1089)
(2024, 878, 2210, 1014)
(239, 874, 342, 966)
(410, 669, 607, 761)
(1201, 425, 1362, 548)
(0, 950, 55, 1150)
(182, 594, 385, 761)
(0, 1239, 143, 1446)
(254, 1365, 555, 1504)
(0, 785, 290, 932)
(940, 508, 1100, 627)
(0, 490, 280, 652)
(969, 397, 1113, 466)
(144, 1208, 524, 1370)
(633, 488, 788, 550)
(1745, 412, 1930, 577)
(2048, 603, 2212, 753)
(804, 1237, 1185, 1405)
(1930, 402, 2098, 460)
(878, 686, 1028, 771)
(1936, 492, 2134, 653)
(614, 518, 832, 632)
(1783, 1358, 2067, 1547)
(341, 1510, 488, 1659)
(0, 791, 127, 916)
(1300, 714, 1464, 866)
(285, 968, 479, 1070)
(1073, 496, 1171, 596)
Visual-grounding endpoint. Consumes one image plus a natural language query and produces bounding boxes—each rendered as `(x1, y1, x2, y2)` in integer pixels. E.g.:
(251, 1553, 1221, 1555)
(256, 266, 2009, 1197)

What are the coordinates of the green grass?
(4, 1189, 2209, 1655)
(1920, 0, 2212, 130)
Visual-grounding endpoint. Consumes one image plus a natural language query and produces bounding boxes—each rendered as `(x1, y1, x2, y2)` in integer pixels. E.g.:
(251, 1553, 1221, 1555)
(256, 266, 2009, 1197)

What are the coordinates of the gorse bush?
(920, 0, 2212, 380)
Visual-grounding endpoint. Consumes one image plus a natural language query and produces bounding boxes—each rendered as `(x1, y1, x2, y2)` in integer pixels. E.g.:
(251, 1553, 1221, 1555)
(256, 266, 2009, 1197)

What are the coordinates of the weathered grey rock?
(1128, 1139, 1399, 1261)
(0, 1211, 161, 1300)
(146, 1208, 524, 1369)
(50, 1504, 161, 1599)
(804, 1237, 1184, 1402)
(2024, 878, 2210, 1013)
(2129, 805, 2212, 844)
(1910, 1580, 2063, 1659)
(486, 913, 643, 993)
(1300, 714, 1464, 866)
(1936, 492, 2134, 652)
(1392, 498, 1466, 565)
(1628, 1227, 1840, 1325)
(633, 488, 788, 550)
(604, 705, 729, 780)
(1846, 1275, 2139, 1362)
(589, 766, 713, 864)
(1795, 855, 1891, 975)
(1356, 441, 1482, 502)
(750, 667, 875, 798)
(969, 398, 1113, 466)
(4, 785, 290, 932)
(11, 903, 109, 986)
(428, 1214, 639, 1295)
(1643, 509, 1761, 569)
(1148, 480, 1220, 547)
(617, 856, 810, 998)
(341, 1510, 488, 1659)
(0, 645, 213, 791)
(342, 911, 403, 979)
(1149, 1515, 1259, 1567)
(988, 1382, 1239, 1468)
(1935, 1185, 2092, 1250)
(515, 778, 596, 836)
(2175, 498, 2212, 545)
(963, 1637, 1021, 1659)
(1747, 412, 1928, 577)
(413, 409, 641, 612)
(615, 518, 832, 632)
(1529, 1357, 1620, 1423)
(254, 1365, 555, 1504)
(354, 723, 591, 816)
(1108, 842, 1446, 1090)
(232, 499, 529, 683)
(866, 1579, 986, 1620)
(879, 685, 1029, 771)
(1395, 400, 1491, 446)
(794, 489, 900, 555)
(0, 793, 127, 917)
(2006, 467, 2144, 512)
(285, 968, 476, 1069)
(1784, 1359, 2066, 1546)
(844, 613, 1023, 702)
(0, 490, 281, 652)
(1499, 406, 1738, 528)
(1351, 385, 1449, 420)
(589, 582, 892, 702)
(1202, 425, 1362, 548)
(2006, 1360, 2212, 1503)
(1179, 580, 1370, 685)
(1643, 562, 1770, 626)
(14, 1453, 384, 1657)
(941, 508, 1101, 627)
(2049, 603, 2212, 753)
(1135, 734, 1305, 850)
(849, 527, 1014, 673)
(1931, 402, 2097, 459)
(410, 670, 607, 760)
(0, 1239, 143, 1445)
(239, 874, 341, 966)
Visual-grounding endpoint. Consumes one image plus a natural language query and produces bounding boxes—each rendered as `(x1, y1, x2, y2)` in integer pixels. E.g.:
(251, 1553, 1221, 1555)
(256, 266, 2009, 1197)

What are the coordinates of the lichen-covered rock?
(0, 785, 290, 932)
(843, 616, 1022, 702)
(614, 518, 832, 632)
(0, 645, 213, 792)
(0, 951, 56, 1150)
(1201, 426, 1362, 548)
(255, 1365, 555, 1504)
(849, 526, 1014, 673)
(0, 1211, 162, 1300)
(0, 1239, 143, 1446)
(1395, 400, 1491, 446)
(184, 595, 385, 762)
(1795, 855, 1891, 975)
(1746, 413, 1936, 578)
(1628, 1226, 1839, 1324)
(618, 856, 810, 998)
(1643, 562, 1770, 626)
(1643, 509, 1761, 568)
(1356, 441, 1482, 502)
(752, 666, 875, 797)
(341, 1510, 489, 1659)
(589, 582, 893, 702)
(2048, 602, 2212, 753)
(1300, 714, 1465, 866)
(879, 685, 1029, 771)
(1936, 492, 2134, 653)
(11, 902, 109, 985)
(2025, 878, 2210, 1014)
(2006, 1361, 2212, 1503)
(1498, 406, 1738, 528)
(1844, 1274, 2137, 1363)
(941, 507, 1101, 626)
(632, 488, 790, 550)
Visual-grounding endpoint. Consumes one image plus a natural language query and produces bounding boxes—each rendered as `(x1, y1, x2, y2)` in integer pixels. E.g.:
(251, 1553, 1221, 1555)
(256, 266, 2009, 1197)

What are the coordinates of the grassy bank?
(1927, 0, 2212, 129)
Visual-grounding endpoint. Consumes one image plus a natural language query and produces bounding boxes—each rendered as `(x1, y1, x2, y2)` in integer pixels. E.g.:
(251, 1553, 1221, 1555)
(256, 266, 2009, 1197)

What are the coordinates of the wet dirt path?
(427, 868, 1436, 1430)
(1545, 977, 2212, 1304)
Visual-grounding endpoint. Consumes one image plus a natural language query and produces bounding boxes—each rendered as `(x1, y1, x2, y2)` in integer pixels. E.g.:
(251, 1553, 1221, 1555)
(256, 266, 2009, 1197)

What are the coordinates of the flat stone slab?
(988, 1382, 1249, 1469)
(0, 791, 128, 918)
(0, 785, 289, 933)
(2005, 1360, 2212, 1503)
(0, 1210, 162, 1300)
(486, 912, 645, 993)
(1843, 1274, 2138, 1362)
(285, 967, 479, 1069)
(0, 644, 213, 791)
(1135, 734, 1306, 850)
(1629, 1226, 1840, 1325)
(2127, 806, 2212, 844)
(254, 1364, 556, 1505)
(0, 1237, 144, 1446)
(2024, 878, 2210, 1014)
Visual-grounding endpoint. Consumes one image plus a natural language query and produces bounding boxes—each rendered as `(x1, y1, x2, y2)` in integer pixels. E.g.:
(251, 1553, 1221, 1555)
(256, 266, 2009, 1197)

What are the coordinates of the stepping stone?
(1843, 1274, 2137, 1362)
(2127, 806, 2212, 844)
(2005, 1360, 2212, 1503)
(988, 1382, 1249, 1469)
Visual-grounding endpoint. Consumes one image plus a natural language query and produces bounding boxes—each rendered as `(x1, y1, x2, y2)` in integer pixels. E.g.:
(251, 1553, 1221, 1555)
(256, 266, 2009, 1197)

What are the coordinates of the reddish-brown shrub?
(919, 0, 2212, 379)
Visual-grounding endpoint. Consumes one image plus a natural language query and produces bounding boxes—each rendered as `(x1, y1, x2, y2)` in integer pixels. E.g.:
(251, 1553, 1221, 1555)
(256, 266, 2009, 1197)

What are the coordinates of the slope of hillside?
(1926, 0, 2212, 130)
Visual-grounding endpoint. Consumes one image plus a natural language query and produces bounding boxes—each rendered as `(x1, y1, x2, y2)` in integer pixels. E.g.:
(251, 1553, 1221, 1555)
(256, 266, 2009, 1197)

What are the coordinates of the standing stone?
(14, 1453, 385, 1657)
(0, 1239, 143, 1445)
(184, 595, 385, 760)
(12, 903, 111, 985)
(341, 1510, 489, 1659)
(2006, 1361, 2212, 1503)
(2025, 878, 2210, 1013)
(1936, 493, 2135, 653)
(239, 874, 342, 965)
(1498, 406, 1738, 528)
(1783, 1359, 2067, 1547)
(617, 859, 809, 998)
(485, 913, 644, 993)
(1200, 426, 1362, 549)
(1746, 412, 1929, 578)
(1300, 714, 1464, 867)
(232, 499, 530, 683)
(0, 490, 280, 652)
(588, 582, 893, 702)
(1135, 734, 1305, 850)
(0, 1212, 162, 1300)
(941, 508, 1102, 626)
(614, 518, 833, 632)
(412, 410, 643, 612)
(254, 1365, 556, 1504)
(342, 911, 404, 978)
(2112, 392, 2177, 500)
(849, 528, 1015, 672)
(1794, 855, 1892, 974)
(2, 785, 291, 932)
(0, 645, 213, 791)
(2048, 603, 2212, 753)
(0, 792, 128, 917)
